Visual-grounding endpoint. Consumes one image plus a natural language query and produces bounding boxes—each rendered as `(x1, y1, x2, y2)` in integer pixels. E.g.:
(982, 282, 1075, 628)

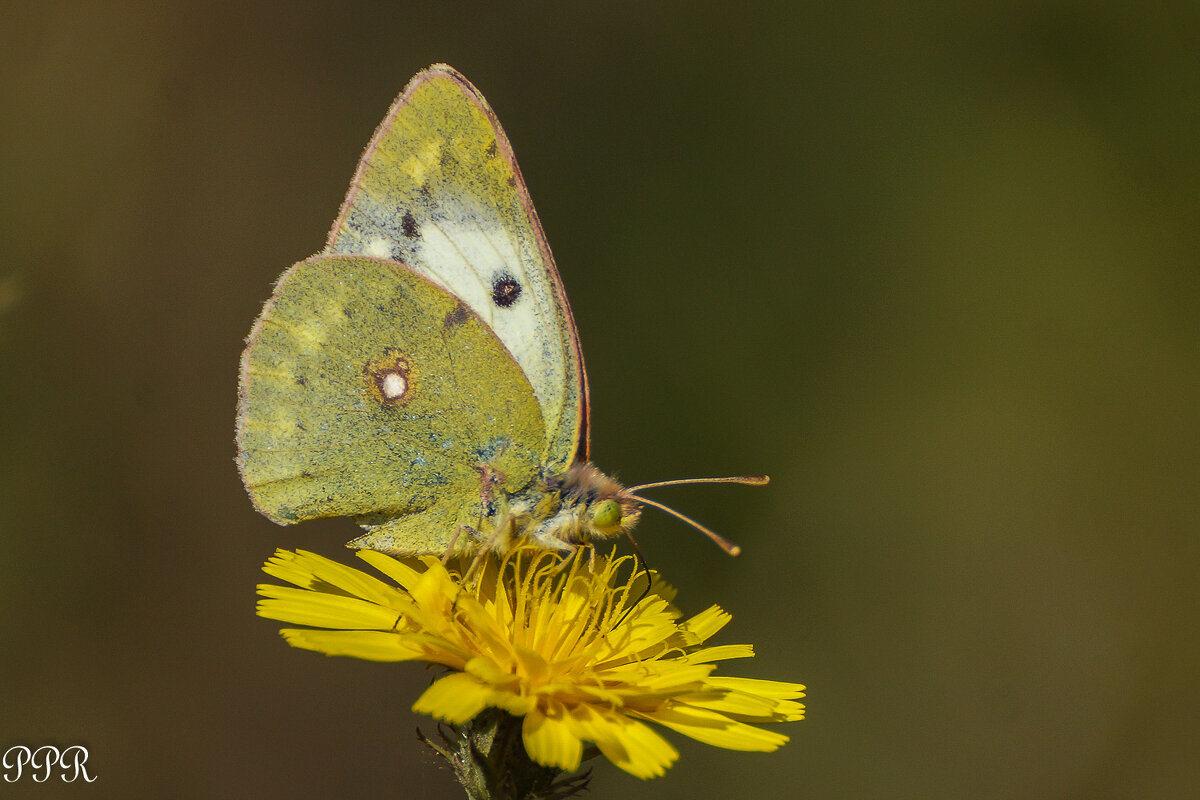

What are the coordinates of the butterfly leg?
(475, 463, 504, 516)
(454, 463, 511, 577)
(462, 514, 513, 583)
(441, 524, 480, 565)
(545, 545, 582, 578)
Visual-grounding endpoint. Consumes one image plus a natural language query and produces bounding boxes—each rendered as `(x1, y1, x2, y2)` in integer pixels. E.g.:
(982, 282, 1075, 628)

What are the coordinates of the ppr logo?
(3, 745, 96, 783)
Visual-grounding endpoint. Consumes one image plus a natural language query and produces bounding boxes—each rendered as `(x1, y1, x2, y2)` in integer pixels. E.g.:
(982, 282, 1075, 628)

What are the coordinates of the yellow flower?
(257, 545, 805, 779)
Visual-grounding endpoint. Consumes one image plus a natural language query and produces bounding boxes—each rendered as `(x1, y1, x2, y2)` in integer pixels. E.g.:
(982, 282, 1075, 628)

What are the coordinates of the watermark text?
(3, 746, 96, 783)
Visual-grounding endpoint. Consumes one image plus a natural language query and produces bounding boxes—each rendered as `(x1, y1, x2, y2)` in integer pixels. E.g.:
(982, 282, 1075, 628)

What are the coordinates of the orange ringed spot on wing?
(364, 348, 415, 406)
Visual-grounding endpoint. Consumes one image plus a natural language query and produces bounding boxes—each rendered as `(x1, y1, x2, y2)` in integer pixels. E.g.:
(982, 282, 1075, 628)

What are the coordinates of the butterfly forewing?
(325, 65, 586, 471)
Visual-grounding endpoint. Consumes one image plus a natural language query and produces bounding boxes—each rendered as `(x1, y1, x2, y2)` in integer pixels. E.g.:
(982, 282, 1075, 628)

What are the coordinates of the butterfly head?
(523, 463, 767, 557)
(515, 463, 640, 549)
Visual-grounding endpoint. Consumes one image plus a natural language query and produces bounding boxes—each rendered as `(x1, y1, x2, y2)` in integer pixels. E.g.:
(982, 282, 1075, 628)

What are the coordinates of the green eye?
(591, 499, 622, 529)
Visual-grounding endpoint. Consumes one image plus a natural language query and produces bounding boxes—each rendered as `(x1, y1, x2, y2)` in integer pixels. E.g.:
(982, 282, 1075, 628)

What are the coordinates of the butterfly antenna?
(628, 474, 770, 493)
(628, 495, 743, 556)
(625, 474, 767, 557)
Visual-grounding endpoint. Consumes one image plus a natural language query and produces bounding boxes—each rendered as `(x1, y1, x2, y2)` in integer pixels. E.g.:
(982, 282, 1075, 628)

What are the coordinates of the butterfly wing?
(236, 254, 547, 553)
(324, 64, 588, 471)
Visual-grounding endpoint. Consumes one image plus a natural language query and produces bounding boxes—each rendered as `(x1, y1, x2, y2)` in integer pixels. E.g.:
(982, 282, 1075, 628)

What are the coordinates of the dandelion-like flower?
(257, 544, 805, 783)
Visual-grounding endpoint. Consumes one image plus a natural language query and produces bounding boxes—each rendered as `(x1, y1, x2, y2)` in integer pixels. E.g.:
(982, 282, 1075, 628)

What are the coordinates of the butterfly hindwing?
(324, 65, 587, 472)
(236, 254, 547, 551)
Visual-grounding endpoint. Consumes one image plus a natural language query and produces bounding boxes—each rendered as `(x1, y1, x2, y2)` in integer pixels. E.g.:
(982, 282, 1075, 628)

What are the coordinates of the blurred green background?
(2, 1, 1198, 797)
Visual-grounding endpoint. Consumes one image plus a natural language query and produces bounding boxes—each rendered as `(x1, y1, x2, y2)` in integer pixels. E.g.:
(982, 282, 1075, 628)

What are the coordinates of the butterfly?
(236, 64, 766, 558)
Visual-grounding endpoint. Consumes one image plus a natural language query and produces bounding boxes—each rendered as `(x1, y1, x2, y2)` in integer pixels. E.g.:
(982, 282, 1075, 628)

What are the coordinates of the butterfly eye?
(591, 499, 622, 529)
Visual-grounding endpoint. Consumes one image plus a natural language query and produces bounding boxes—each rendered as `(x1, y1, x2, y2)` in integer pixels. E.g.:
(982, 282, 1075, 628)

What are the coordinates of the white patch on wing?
(381, 371, 407, 399)
(408, 219, 503, 319)
(365, 237, 392, 259)
(400, 211, 568, 441)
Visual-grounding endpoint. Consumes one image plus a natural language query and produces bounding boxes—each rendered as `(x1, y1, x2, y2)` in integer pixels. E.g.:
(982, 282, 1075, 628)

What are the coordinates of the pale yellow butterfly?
(237, 65, 766, 557)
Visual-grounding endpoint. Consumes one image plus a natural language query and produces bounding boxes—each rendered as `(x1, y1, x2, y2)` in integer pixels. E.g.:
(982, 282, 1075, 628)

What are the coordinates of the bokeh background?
(3, 1, 1198, 798)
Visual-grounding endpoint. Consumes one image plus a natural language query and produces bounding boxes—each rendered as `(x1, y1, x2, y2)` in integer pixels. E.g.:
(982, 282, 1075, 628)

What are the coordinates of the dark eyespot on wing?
(491, 274, 522, 308)
(401, 211, 419, 239)
(486, 141, 498, 157)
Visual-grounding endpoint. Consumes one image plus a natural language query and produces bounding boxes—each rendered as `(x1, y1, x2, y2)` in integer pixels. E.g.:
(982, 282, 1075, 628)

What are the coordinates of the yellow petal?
(490, 692, 537, 717)
(591, 713, 678, 779)
(644, 574, 678, 605)
(261, 549, 318, 588)
(701, 679, 807, 720)
(678, 690, 804, 721)
(512, 646, 550, 683)
(677, 689, 781, 718)
(705, 676, 807, 699)
(412, 673, 491, 723)
(522, 704, 583, 771)
(263, 549, 403, 607)
(257, 585, 406, 630)
(680, 605, 731, 643)
(279, 629, 423, 661)
(356, 549, 425, 591)
(678, 644, 756, 664)
(559, 682, 626, 707)
(600, 602, 679, 655)
(464, 655, 518, 689)
(564, 702, 612, 742)
(407, 562, 460, 611)
(607, 662, 714, 692)
(454, 595, 511, 650)
(641, 706, 789, 751)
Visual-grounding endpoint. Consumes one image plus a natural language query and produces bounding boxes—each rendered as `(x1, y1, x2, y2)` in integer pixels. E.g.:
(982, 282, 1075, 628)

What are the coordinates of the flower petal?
(590, 713, 679, 779)
(696, 678, 807, 721)
(522, 704, 583, 771)
(356, 549, 426, 591)
(705, 676, 807, 699)
(682, 695, 803, 722)
(641, 706, 789, 751)
(263, 549, 403, 606)
(407, 561, 460, 611)
(678, 644, 756, 664)
(679, 605, 731, 643)
(278, 629, 423, 661)
(676, 689, 781, 718)
(257, 585, 407, 630)
(412, 673, 491, 723)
